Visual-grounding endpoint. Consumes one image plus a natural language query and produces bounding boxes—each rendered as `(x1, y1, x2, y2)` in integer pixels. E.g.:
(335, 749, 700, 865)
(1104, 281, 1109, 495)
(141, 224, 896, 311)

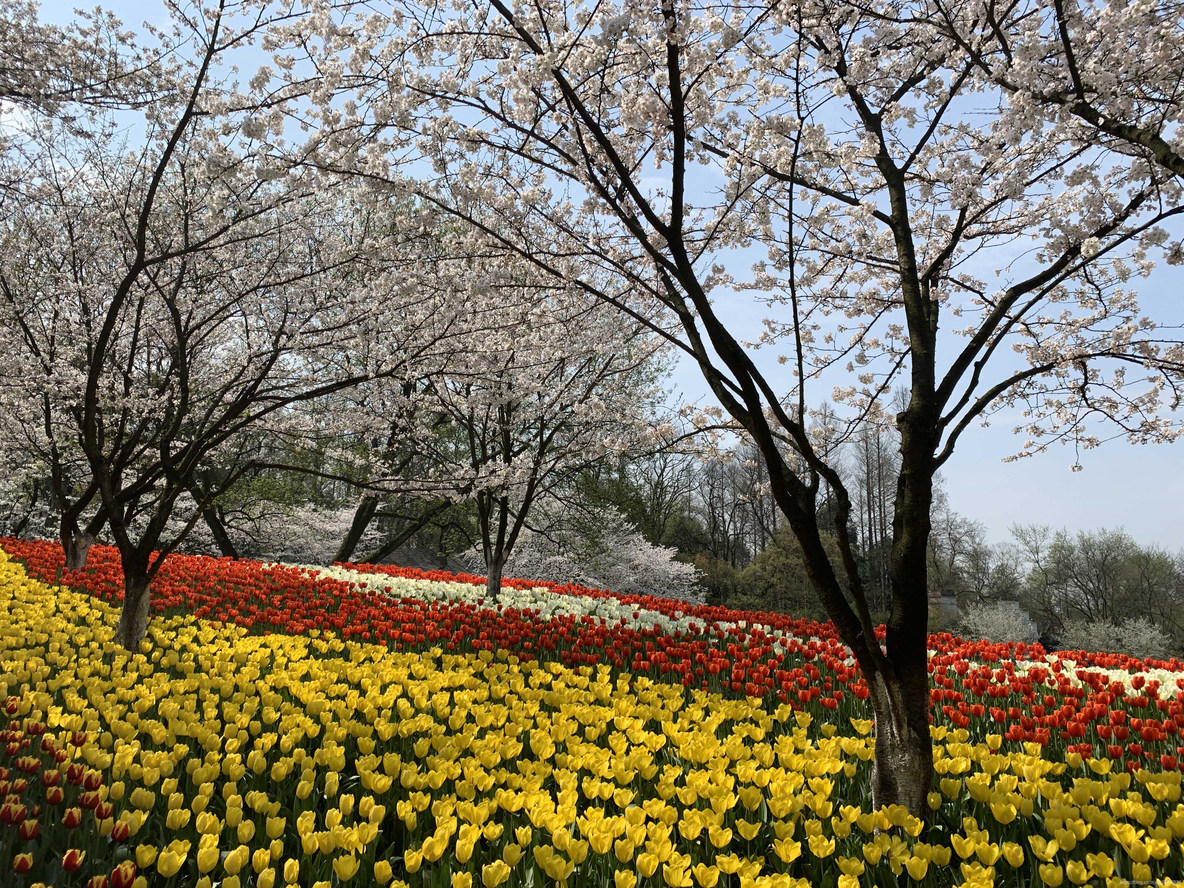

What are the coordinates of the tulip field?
(4, 540, 1184, 888)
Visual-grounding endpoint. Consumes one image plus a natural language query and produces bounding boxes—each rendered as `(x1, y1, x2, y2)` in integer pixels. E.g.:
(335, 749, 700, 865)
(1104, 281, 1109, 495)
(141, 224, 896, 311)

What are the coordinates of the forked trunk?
(112, 570, 151, 651)
(867, 666, 933, 816)
(63, 529, 96, 572)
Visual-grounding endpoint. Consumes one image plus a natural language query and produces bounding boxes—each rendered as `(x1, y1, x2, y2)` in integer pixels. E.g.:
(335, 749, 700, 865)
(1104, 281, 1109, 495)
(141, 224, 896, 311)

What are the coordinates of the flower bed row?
(2, 549, 1184, 888)
(6, 539, 1184, 777)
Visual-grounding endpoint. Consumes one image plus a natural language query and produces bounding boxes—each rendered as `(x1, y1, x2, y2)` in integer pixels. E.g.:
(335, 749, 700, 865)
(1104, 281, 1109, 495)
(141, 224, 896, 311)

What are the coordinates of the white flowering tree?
(278, 0, 1184, 812)
(482, 502, 704, 602)
(372, 264, 664, 596)
(0, 1, 467, 650)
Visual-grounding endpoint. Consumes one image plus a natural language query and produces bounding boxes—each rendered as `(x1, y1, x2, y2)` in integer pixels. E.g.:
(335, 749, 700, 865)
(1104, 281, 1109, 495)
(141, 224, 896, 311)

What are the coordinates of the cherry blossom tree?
(369, 266, 664, 597)
(468, 501, 705, 602)
(280, 0, 1184, 812)
(0, 0, 464, 650)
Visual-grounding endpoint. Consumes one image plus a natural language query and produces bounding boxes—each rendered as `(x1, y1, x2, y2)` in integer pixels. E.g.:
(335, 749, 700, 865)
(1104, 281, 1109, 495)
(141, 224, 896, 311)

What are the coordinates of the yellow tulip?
(370, 860, 392, 885)
(258, 868, 276, 888)
(976, 842, 1001, 866)
(197, 843, 220, 874)
(130, 787, 155, 810)
(1085, 852, 1114, 878)
(707, 825, 732, 848)
(1065, 859, 1090, 885)
(773, 838, 802, 863)
(735, 818, 761, 840)
(1002, 842, 1024, 868)
(638, 852, 660, 878)
(807, 833, 835, 858)
(157, 841, 190, 878)
(662, 860, 692, 888)
(332, 854, 360, 882)
(136, 845, 158, 869)
(1029, 835, 1060, 862)
(951, 833, 977, 859)
(283, 859, 299, 883)
(452, 875, 473, 888)
(481, 860, 511, 888)
(422, 835, 448, 862)
(225, 845, 249, 876)
(905, 856, 928, 880)
(614, 872, 637, 888)
(832, 856, 859, 877)
(1039, 863, 1064, 887)
(692, 863, 719, 888)
(456, 837, 475, 865)
(404, 848, 423, 874)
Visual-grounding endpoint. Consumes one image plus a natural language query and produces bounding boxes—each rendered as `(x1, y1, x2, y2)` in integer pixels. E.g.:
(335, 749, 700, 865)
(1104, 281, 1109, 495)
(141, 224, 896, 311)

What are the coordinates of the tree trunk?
(112, 568, 152, 651)
(334, 497, 379, 564)
(868, 667, 933, 814)
(62, 526, 96, 572)
(485, 556, 505, 600)
(360, 500, 451, 565)
(201, 506, 238, 559)
(874, 401, 938, 816)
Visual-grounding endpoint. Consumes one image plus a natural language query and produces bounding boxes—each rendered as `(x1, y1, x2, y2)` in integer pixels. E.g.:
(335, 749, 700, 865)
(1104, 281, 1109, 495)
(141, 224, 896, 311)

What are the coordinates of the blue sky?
(664, 272, 1184, 554)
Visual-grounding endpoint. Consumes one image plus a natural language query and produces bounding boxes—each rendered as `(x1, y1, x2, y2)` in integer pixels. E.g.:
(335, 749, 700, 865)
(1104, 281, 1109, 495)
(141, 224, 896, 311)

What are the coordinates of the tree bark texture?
(485, 556, 505, 601)
(62, 528, 96, 572)
(112, 569, 151, 651)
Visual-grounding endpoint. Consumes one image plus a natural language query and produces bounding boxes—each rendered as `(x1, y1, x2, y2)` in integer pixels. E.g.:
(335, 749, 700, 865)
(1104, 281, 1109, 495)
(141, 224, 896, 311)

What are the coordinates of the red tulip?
(110, 861, 137, 888)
